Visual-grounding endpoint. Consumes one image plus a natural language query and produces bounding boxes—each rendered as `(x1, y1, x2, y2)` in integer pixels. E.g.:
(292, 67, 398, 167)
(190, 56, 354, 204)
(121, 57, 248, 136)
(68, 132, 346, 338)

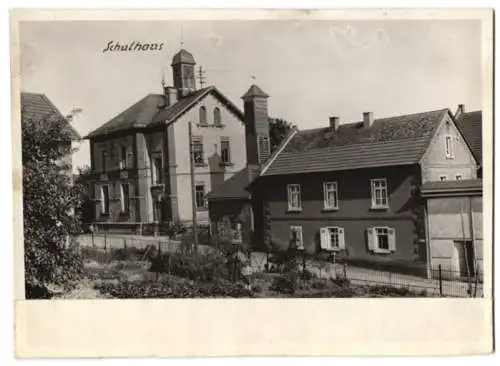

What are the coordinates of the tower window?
(214, 107, 222, 126)
(257, 135, 271, 164)
(199, 106, 207, 126)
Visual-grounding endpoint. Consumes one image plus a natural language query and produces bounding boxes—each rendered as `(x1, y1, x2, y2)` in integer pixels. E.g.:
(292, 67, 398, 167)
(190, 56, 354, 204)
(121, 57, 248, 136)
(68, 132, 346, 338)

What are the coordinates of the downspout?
(424, 199, 432, 279)
(468, 196, 476, 272)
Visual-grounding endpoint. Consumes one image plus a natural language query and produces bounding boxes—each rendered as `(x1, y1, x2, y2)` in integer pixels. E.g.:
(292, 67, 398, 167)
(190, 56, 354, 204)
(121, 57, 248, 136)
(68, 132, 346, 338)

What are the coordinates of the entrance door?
(453, 240, 475, 277)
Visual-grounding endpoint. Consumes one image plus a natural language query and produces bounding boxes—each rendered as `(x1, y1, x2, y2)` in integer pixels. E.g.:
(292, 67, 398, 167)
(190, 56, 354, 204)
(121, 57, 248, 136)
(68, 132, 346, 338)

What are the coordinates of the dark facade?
(251, 165, 428, 273)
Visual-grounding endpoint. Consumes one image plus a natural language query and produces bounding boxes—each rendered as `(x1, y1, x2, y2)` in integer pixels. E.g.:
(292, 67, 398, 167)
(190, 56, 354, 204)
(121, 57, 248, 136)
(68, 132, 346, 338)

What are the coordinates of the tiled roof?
(206, 166, 261, 200)
(86, 86, 244, 138)
(455, 111, 482, 164)
(420, 179, 482, 197)
(263, 109, 449, 176)
(21, 92, 81, 140)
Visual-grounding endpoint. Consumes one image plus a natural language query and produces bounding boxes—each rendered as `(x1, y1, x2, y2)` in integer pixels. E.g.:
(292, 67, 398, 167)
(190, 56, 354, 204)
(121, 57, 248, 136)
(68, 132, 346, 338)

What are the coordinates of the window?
(456, 174, 463, 181)
(440, 175, 447, 181)
(120, 183, 130, 214)
(323, 181, 338, 210)
(220, 137, 231, 164)
(367, 227, 396, 254)
(195, 183, 205, 209)
(290, 226, 304, 250)
(101, 150, 107, 172)
(199, 106, 207, 125)
(445, 135, 454, 159)
(192, 136, 204, 165)
(100, 185, 110, 214)
(370, 178, 388, 209)
(257, 135, 271, 163)
(151, 154, 162, 184)
(287, 184, 302, 211)
(119, 146, 127, 170)
(320, 227, 345, 251)
(213, 107, 222, 126)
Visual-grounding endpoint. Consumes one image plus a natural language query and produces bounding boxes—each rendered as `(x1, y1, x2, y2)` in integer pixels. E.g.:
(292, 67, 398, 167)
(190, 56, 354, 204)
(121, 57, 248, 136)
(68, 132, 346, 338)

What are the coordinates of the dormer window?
(199, 106, 207, 126)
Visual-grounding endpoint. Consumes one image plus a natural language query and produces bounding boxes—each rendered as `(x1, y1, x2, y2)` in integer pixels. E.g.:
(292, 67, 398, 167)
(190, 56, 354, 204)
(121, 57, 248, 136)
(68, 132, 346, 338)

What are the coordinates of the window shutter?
(320, 227, 329, 250)
(338, 228, 346, 250)
(367, 227, 375, 252)
(388, 228, 396, 252)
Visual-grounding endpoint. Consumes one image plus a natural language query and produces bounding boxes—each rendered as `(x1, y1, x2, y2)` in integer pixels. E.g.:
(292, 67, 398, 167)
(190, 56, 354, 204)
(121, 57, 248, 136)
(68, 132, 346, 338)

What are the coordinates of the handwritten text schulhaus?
(102, 41, 165, 53)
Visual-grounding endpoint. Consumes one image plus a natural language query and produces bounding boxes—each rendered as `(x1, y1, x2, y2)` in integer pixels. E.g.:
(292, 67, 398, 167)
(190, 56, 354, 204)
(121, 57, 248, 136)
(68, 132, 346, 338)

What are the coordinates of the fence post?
(123, 238, 127, 249)
(91, 231, 95, 248)
(343, 261, 347, 280)
(104, 232, 107, 251)
(438, 264, 443, 296)
(156, 241, 161, 281)
(388, 272, 392, 286)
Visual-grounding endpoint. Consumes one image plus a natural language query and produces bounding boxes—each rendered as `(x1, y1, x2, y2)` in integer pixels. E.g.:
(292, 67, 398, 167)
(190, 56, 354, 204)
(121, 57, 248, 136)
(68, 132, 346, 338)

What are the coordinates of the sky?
(19, 19, 482, 169)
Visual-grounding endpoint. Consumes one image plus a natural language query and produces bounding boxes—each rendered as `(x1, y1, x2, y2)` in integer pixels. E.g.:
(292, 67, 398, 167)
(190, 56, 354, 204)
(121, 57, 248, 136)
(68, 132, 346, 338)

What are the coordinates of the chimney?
(363, 112, 374, 128)
(329, 116, 340, 131)
(163, 86, 178, 107)
(455, 104, 465, 118)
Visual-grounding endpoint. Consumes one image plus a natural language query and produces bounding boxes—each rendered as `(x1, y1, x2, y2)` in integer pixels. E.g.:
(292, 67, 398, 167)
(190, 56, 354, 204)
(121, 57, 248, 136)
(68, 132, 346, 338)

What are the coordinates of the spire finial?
(161, 67, 166, 88)
(180, 23, 184, 48)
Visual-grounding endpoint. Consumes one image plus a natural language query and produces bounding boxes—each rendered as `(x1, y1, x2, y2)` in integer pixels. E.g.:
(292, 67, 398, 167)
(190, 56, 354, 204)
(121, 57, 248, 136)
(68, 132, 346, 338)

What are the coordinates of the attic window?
(214, 107, 222, 126)
(445, 135, 454, 159)
(199, 106, 207, 126)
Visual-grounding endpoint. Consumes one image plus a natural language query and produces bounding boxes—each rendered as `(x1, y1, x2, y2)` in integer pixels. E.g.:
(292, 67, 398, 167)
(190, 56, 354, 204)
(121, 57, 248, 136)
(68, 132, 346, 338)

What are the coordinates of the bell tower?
(171, 49, 196, 97)
(242, 84, 270, 165)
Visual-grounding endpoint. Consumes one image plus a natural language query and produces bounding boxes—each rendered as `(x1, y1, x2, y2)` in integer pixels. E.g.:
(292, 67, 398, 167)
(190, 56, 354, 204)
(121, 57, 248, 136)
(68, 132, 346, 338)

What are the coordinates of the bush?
(94, 277, 254, 298)
(270, 274, 297, 295)
(367, 285, 412, 297)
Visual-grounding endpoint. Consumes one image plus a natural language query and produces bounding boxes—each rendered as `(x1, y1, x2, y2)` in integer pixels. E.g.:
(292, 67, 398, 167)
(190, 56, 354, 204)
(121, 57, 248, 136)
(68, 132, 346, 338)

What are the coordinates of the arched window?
(213, 107, 221, 126)
(199, 106, 207, 126)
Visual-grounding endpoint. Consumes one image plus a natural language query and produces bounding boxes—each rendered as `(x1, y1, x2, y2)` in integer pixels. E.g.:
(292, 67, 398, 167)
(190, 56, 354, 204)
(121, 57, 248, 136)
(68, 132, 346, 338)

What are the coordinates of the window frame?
(120, 183, 130, 214)
(323, 181, 339, 210)
(370, 178, 389, 209)
(445, 134, 454, 159)
(213, 107, 222, 126)
(320, 226, 345, 251)
(101, 150, 107, 173)
(195, 183, 206, 210)
(119, 145, 128, 170)
(199, 106, 208, 126)
(257, 135, 271, 164)
(192, 136, 205, 165)
(367, 226, 396, 254)
(220, 137, 231, 164)
(100, 184, 110, 215)
(151, 153, 163, 185)
(287, 184, 302, 211)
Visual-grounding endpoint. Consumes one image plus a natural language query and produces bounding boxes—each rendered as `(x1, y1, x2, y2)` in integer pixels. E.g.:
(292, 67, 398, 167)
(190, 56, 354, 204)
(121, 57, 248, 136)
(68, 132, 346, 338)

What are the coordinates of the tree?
(269, 118, 295, 153)
(22, 112, 84, 298)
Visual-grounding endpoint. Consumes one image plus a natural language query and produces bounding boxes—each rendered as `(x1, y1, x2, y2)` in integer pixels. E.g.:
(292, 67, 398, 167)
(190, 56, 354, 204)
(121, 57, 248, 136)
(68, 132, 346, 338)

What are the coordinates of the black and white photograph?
(11, 8, 494, 358)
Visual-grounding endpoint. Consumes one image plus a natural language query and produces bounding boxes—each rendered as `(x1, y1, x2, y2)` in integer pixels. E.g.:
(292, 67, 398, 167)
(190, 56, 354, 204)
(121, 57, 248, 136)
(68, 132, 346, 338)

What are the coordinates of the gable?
(420, 111, 477, 166)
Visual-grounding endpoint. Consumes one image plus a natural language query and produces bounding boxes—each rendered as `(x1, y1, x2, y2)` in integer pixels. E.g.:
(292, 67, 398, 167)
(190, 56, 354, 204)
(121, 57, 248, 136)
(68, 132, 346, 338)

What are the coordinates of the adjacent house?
(253, 108, 480, 275)
(84, 48, 246, 233)
(208, 98, 481, 275)
(21, 92, 81, 173)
